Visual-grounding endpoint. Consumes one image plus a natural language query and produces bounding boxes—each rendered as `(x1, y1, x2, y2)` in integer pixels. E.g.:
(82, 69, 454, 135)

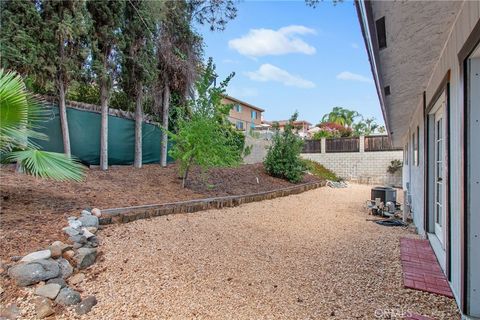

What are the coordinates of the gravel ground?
(74, 184, 459, 319)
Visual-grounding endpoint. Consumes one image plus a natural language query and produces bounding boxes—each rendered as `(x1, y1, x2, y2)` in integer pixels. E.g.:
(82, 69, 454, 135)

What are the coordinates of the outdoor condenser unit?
(371, 186, 397, 203)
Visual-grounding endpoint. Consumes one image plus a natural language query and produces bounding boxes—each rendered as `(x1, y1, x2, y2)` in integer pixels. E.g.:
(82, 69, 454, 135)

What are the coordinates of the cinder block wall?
(243, 135, 272, 164)
(301, 150, 403, 186)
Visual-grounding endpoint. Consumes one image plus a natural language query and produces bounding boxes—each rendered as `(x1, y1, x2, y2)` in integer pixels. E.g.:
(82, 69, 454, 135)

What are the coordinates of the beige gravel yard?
(80, 184, 459, 319)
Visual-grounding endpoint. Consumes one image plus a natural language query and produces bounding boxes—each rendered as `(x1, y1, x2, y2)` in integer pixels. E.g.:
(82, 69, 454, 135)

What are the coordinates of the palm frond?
(7, 150, 85, 182)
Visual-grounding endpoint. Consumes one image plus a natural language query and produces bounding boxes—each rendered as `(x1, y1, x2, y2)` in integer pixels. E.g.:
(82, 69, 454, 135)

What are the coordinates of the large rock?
(74, 295, 97, 315)
(8, 259, 60, 286)
(69, 235, 87, 244)
(34, 297, 55, 318)
(81, 227, 95, 239)
(20, 250, 51, 263)
(91, 208, 102, 217)
(57, 258, 73, 279)
(55, 287, 81, 306)
(78, 214, 99, 228)
(35, 283, 61, 299)
(68, 219, 82, 229)
(74, 248, 97, 269)
(49, 241, 72, 259)
(63, 227, 80, 237)
(47, 277, 67, 288)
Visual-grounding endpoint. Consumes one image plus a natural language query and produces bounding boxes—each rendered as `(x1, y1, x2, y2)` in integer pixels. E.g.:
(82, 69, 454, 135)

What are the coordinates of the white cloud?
(245, 64, 315, 88)
(336, 71, 372, 83)
(228, 25, 316, 57)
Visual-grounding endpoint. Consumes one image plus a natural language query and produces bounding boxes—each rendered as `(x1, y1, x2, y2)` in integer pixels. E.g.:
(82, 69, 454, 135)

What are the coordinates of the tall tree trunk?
(99, 74, 109, 171)
(57, 32, 71, 156)
(134, 82, 143, 168)
(58, 78, 71, 156)
(160, 82, 170, 167)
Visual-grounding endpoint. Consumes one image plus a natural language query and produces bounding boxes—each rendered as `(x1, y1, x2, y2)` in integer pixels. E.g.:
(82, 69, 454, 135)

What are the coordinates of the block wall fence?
(301, 136, 403, 186)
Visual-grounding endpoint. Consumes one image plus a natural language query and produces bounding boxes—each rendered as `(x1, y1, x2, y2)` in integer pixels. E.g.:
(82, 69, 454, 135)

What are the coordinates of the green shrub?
(264, 112, 306, 183)
(303, 159, 340, 182)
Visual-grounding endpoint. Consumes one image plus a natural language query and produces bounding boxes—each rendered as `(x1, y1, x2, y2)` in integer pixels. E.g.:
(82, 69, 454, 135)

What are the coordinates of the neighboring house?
(268, 120, 312, 138)
(356, 1, 479, 318)
(222, 95, 264, 131)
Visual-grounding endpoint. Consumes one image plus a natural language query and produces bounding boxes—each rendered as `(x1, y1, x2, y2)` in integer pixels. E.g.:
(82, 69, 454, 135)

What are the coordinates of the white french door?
(433, 106, 446, 247)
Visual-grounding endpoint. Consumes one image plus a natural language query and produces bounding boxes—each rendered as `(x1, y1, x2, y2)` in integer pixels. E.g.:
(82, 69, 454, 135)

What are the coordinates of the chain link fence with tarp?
(35, 104, 173, 166)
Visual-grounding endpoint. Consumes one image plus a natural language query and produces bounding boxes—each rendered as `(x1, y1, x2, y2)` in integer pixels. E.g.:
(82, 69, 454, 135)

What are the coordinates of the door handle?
(438, 177, 443, 182)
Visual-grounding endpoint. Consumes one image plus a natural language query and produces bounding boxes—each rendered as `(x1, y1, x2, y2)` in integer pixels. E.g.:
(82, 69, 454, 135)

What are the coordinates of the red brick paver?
(400, 238, 454, 298)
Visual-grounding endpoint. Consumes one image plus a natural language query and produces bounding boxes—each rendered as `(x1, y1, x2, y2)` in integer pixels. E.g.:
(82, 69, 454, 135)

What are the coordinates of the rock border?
(99, 181, 325, 225)
(3, 209, 102, 318)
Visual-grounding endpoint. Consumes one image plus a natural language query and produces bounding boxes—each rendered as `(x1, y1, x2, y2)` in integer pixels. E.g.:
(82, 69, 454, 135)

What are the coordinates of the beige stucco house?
(356, 1, 479, 318)
(222, 95, 264, 131)
(267, 120, 312, 139)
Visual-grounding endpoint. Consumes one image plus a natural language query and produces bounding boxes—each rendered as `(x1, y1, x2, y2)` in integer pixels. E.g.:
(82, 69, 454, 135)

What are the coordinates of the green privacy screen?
(36, 105, 173, 165)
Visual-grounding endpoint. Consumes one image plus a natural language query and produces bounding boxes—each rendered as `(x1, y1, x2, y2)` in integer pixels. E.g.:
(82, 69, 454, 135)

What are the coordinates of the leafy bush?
(264, 112, 306, 183)
(168, 59, 245, 187)
(387, 159, 403, 174)
(303, 159, 340, 182)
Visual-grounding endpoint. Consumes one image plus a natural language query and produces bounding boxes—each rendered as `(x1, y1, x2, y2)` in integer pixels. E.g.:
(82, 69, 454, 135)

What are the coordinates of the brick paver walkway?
(400, 238, 454, 298)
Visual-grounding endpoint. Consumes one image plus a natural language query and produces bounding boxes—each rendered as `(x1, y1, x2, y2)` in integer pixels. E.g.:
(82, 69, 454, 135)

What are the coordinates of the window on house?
(235, 104, 242, 112)
(376, 17, 387, 49)
(251, 110, 256, 119)
(236, 121, 244, 130)
(413, 129, 418, 166)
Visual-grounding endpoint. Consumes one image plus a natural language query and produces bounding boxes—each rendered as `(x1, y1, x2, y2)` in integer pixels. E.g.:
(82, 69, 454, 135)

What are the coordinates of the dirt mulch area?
(0, 163, 318, 261)
(68, 184, 457, 319)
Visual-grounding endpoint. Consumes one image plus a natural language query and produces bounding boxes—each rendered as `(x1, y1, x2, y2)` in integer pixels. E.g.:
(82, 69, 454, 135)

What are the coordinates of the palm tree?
(321, 107, 360, 128)
(0, 69, 84, 181)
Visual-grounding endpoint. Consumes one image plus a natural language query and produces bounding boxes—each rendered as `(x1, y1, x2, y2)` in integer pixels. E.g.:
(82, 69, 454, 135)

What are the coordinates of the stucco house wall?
(222, 96, 263, 131)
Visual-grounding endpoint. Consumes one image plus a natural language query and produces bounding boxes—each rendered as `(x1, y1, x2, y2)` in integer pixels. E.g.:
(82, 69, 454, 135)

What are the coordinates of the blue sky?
(197, 0, 383, 125)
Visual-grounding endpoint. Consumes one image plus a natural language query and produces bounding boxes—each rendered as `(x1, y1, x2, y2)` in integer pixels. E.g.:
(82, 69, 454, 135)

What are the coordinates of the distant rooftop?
(221, 94, 265, 112)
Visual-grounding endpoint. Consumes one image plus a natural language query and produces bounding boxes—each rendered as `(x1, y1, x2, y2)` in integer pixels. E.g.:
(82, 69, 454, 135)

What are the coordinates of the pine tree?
(87, 0, 125, 170)
(120, 0, 156, 168)
(0, 0, 46, 88)
(42, 0, 89, 156)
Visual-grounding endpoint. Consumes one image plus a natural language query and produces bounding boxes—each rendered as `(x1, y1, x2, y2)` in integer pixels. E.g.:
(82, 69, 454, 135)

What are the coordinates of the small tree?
(264, 112, 306, 183)
(168, 59, 243, 188)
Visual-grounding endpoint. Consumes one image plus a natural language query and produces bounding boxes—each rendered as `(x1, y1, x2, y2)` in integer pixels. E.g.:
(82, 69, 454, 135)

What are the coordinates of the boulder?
(55, 287, 81, 306)
(91, 208, 101, 217)
(51, 241, 72, 254)
(74, 295, 97, 315)
(74, 248, 97, 269)
(68, 219, 82, 229)
(86, 227, 98, 234)
(81, 210, 91, 216)
(73, 242, 83, 249)
(81, 227, 95, 239)
(35, 283, 61, 299)
(78, 215, 99, 228)
(20, 250, 51, 263)
(48, 245, 62, 259)
(68, 273, 85, 285)
(69, 235, 87, 244)
(63, 250, 75, 259)
(8, 259, 60, 286)
(34, 297, 54, 318)
(57, 258, 73, 279)
(63, 227, 80, 237)
(47, 277, 67, 288)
